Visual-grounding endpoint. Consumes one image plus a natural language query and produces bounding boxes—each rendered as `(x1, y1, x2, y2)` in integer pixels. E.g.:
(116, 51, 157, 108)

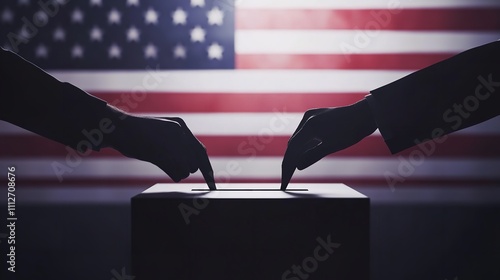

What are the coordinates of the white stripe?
(176, 113, 301, 135)
(2, 158, 499, 180)
(237, 0, 500, 9)
(0, 114, 303, 136)
(236, 31, 499, 54)
(48, 70, 410, 93)
(2, 115, 500, 136)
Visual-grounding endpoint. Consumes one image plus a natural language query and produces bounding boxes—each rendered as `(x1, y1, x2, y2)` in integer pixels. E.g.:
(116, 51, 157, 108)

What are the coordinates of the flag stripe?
(92, 92, 366, 112)
(238, 0, 500, 9)
(3, 135, 500, 158)
(2, 116, 500, 136)
(235, 30, 500, 54)
(237, 9, 500, 31)
(5, 158, 500, 179)
(14, 178, 500, 187)
(236, 53, 455, 70)
(49, 70, 411, 93)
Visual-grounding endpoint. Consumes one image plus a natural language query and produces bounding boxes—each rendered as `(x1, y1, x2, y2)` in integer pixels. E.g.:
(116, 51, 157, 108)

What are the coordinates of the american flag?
(1, 0, 500, 187)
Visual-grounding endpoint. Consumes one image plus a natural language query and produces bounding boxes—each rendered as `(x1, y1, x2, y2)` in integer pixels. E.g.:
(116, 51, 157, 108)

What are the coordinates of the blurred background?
(0, 0, 499, 279)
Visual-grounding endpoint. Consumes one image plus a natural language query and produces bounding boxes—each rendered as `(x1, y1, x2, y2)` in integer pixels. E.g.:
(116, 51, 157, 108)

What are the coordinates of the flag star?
(71, 44, 84, 58)
(53, 27, 65, 41)
(90, 26, 103, 41)
(144, 43, 158, 59)
(190, 26, 206, 42)
(144, 8, 158, 25)
(90, 0, 102, 7)
(207, 42, 223, 60)
(109, 44, 121, 59)
(1, 8, 14, 23)
(19, 26, 31, 39)
(190, 0, 205, 7)
(127, 26, 140, 42)
(172, 8, 187, 25)
(127, 0, 139, 6)
(18, 0, 30, 6)
(207, 6, 224, 26)
(35, 44, 48, 58)
(108, 8, 121, 24)
(71, 8, 84, 23)
(173, 44, 186, 59)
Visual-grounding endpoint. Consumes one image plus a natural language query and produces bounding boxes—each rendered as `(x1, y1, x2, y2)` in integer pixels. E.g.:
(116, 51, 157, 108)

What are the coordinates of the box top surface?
(138, 183, 367, 199)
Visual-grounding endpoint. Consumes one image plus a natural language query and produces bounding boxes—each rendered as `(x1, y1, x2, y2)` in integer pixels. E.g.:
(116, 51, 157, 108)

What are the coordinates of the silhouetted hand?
(281, 100, 377, 190)
(107, 106, 216, 189)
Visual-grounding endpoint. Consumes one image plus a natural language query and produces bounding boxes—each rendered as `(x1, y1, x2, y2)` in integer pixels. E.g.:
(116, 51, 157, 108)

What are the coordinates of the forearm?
(0, 49, 117, 152)
(365, 41, 500, 153)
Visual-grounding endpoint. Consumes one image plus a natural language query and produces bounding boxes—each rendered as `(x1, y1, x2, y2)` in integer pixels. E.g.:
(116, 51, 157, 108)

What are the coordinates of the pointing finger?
(281, 155, 295, 191)
(197, 146, 216, 190)
(282, 121, 322, 190)
(161, 117, 216, 189)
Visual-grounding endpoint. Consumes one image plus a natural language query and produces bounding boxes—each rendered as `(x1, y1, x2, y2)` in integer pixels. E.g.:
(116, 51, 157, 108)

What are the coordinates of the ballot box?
(131, 183, 369, 280)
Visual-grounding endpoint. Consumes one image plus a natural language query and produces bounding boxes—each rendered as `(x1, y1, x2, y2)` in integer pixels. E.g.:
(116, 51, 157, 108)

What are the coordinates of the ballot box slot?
(190, 188, 309, 191)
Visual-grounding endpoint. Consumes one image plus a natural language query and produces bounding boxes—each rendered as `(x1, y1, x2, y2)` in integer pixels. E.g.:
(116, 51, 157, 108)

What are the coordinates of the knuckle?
(304, 108, 321, 117)
(305, 115, 319, 127)
(173, 117, 187, 127)
(303, 110, 315, 119)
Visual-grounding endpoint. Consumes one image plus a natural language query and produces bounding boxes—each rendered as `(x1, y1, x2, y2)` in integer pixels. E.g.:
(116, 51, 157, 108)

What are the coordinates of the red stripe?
(236, 9, 500, 30)
(2, 135, 500, 158)
(236, 53, 455, 70)
(15, 178, 500, 187)
(91, 92, 365, 113)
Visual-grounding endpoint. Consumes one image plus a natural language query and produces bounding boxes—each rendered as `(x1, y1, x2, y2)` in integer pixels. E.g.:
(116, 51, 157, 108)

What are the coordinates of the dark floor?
(1, 186, 500, 280)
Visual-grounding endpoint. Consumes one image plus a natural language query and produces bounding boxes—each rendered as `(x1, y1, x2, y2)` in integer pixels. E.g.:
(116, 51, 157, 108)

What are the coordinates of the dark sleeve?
(365, 41, 500, 154)
(0, 48, 115, 152)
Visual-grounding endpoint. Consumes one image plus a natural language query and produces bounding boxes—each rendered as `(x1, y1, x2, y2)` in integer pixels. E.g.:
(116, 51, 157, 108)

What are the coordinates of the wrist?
(101, 104, 130, 149)
(351, 99, 377, 136)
